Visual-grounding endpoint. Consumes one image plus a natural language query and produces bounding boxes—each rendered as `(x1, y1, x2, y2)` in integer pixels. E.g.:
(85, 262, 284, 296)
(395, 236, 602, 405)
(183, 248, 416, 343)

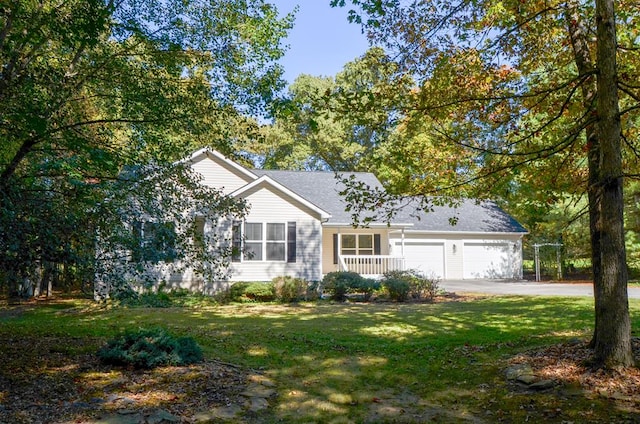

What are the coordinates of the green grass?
(2, 296, 640, 422)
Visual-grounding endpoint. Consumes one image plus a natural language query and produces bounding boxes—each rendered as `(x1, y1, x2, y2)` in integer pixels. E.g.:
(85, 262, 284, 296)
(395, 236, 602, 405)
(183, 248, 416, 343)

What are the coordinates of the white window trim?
(266, 223, 286, 261)
(243, 222, 289, 262)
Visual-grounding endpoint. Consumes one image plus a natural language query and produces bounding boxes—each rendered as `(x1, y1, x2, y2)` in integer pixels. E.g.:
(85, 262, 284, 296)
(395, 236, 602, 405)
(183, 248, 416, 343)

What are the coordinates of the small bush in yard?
(353, 278, 381, 301)
(410, 272, 440, 302)
(381, 270, 440, 302)
(322, 271, 365, 301)
(272, 276, 310, 302)
(229, 282, 275, 302)
(98, 328, 203, 369)
(382, 273, 411, 301)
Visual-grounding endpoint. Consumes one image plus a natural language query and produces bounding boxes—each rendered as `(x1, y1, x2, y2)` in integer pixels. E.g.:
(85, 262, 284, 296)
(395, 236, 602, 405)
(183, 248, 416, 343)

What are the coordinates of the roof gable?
(183, 148, 258, 180)
(183, 148, 257, 194)
(251, 169, 385, 224)
(230, 175, 332, 220)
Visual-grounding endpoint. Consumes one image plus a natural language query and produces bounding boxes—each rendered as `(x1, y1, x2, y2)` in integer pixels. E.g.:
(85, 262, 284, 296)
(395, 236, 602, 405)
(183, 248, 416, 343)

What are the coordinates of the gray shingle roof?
(252, 169, 527, 234)
(392, 198, 528, 233)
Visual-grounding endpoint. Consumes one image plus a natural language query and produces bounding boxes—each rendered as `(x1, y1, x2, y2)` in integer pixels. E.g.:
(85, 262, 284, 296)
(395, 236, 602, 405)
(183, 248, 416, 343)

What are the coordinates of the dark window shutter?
(374, 234, 381, 255)
(231, 221, 242, 262)
(333, 233, 339, 264)
(287, 222, 296, 263)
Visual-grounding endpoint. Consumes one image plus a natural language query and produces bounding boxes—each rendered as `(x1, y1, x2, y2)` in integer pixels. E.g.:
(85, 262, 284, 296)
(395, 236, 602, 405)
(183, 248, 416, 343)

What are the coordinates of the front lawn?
(1, 296, 640, 423)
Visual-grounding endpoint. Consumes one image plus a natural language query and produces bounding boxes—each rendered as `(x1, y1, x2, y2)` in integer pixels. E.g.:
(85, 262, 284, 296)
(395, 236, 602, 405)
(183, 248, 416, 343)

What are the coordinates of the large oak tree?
(332, 0, 638, 368)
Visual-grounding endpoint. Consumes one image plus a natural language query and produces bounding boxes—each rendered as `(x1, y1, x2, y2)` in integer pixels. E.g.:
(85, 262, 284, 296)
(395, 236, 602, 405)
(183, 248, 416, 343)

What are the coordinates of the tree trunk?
(565, 0, 602, 349)
(592, 0, 633, 368)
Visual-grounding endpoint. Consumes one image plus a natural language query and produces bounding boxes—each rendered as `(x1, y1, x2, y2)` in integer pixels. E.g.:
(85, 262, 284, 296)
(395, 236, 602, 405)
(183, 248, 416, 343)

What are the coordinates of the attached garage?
(462, 242, 513, 279)
(387, 199, 528, 281)
(394, 240, 445, 279)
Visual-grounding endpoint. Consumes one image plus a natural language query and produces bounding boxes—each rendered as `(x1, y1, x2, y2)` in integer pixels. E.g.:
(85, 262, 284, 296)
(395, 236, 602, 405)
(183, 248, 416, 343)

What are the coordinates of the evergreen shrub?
(382, 272, 411, 301)
(381, 270, 440, 302)
(97, 328, 203, 369)
(322, 271, 365, 301)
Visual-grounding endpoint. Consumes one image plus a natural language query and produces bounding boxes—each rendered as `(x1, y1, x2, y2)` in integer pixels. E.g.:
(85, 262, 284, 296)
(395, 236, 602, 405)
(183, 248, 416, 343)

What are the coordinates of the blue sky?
(270, 0, 370, 84)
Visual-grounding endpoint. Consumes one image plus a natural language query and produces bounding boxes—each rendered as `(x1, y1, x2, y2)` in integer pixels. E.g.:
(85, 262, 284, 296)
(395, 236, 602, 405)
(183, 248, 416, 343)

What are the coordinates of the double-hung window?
(266, 223, 286, 261)
(235, 222, 296, 262)
(244, 223, 263, 261)
(341, 234, 374, 256)
(333, 233, 381, 264)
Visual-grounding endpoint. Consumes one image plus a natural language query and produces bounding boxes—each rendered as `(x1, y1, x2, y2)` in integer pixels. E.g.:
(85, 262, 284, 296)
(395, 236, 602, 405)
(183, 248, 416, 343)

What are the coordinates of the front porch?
(323, 225, 411, 278)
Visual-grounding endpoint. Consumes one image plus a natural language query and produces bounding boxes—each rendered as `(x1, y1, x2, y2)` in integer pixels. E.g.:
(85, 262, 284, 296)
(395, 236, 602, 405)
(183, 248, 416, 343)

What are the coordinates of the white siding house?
(161, 148, 528, 287)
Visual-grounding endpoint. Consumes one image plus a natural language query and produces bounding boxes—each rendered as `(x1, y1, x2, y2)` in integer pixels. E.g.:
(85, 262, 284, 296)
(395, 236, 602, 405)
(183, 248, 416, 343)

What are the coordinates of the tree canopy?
(331, 0, 638, 368)
(0, 0, 292, 297)
(246, 47, 411, 171)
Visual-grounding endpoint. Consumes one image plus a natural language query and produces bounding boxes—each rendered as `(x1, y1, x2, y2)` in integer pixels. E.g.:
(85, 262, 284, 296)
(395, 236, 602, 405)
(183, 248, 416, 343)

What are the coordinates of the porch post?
(337, 228, 342, 271)
(401, 228, 406, 271)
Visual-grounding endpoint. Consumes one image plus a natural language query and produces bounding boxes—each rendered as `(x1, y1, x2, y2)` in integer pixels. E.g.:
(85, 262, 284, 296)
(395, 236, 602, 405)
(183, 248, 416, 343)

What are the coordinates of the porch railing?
(339, 255, 405, 276)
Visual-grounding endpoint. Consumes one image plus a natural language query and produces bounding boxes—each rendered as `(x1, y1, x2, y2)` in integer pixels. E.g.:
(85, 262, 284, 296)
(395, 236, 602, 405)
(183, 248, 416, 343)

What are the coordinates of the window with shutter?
(244, 222, 263, 261)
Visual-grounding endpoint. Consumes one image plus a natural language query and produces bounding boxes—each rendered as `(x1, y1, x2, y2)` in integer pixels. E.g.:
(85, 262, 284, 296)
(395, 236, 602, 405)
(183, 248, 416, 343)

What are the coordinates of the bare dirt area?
(509, 338, 640, 416)
(0, 336, 255, 424)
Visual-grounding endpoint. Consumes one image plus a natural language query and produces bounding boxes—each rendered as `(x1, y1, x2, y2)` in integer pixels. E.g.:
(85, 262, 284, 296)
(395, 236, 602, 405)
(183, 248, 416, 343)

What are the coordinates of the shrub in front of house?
(381, 271, 411, 302)
(352, 278, 381, 301)
(272, 276, 310, 303)
(229, 282, 275, 302)
(322, 271, 375, 301)
(97, 328, 203, 369)
(408, 272, 440, 302)
(381, 270, 440, 302)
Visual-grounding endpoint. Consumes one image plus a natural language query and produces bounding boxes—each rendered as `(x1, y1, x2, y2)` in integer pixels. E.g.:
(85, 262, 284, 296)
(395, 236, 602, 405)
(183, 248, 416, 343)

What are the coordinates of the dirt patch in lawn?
(0, 335, 253, 423)
(508, 338, 640, 415)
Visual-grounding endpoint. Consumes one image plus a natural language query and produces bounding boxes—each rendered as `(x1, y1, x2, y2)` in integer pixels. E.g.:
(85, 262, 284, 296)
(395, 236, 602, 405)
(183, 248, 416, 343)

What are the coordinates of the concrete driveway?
(439, 279, 640, 299)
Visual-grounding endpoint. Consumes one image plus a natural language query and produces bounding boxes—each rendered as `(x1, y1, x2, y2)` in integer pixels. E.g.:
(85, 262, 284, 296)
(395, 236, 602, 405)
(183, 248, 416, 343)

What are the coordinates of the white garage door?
(463, 242, 511, 279)
(394, 241, 445, 279)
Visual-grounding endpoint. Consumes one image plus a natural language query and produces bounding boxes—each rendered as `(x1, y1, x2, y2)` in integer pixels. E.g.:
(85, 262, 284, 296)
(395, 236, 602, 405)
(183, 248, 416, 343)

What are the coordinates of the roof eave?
(401, 229, 529, 236)
(323, 222, 415, 229)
